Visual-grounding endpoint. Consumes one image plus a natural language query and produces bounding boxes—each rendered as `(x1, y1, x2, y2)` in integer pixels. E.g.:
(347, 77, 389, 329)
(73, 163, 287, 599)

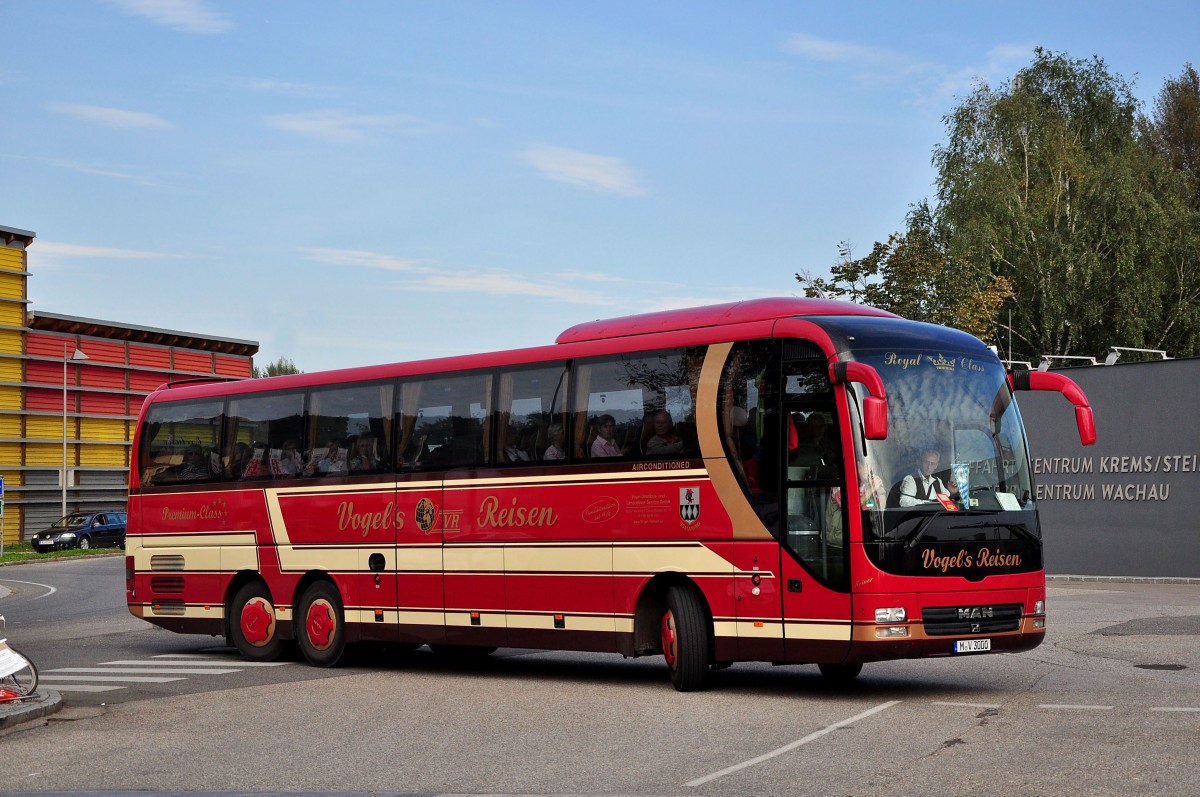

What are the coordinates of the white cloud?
(519, 145, 647, 197)
(34, 241, 181, 261)
(783, 33, 887, 64)
(263, 110, 435, 143)
(106, 0, 233, 34)
(49, 103, 172, 131)
(301, 248, 429, 272)
(937, 42, 1036, 98)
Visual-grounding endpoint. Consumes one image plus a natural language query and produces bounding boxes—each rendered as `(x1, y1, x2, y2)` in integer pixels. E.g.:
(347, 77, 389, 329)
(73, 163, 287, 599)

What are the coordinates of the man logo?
(679, 487, 700, 525)
(958, 606, 994, 620)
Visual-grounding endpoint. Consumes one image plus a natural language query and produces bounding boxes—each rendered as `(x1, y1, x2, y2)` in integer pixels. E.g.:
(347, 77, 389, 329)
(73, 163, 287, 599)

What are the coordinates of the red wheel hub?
(306, 599, 336, 649)
(240, 597, 275, 646)
(661, 610, 678, 669)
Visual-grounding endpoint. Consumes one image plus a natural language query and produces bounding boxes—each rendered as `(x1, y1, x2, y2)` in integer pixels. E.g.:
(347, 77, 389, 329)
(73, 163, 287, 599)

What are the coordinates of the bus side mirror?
(1009, 370, 1097, 446)
(829, 361, 888, 440)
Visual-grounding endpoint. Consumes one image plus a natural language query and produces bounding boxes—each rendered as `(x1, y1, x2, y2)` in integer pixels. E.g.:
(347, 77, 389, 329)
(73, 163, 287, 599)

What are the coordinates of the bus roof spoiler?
(1009, 370, 1097, 446)
(829, 361, 888, 440)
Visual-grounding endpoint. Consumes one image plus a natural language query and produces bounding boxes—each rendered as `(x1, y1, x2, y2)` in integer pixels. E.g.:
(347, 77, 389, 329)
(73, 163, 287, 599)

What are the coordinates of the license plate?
(955, 638, 991, 653)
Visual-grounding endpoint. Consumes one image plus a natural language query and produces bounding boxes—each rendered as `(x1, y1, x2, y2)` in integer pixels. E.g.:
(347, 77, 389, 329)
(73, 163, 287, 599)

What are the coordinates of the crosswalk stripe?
(45, 667, 241, 675)
(37, 675, 186, 683)
(116, 657, 288, 667)
(41, 684, 126, 693)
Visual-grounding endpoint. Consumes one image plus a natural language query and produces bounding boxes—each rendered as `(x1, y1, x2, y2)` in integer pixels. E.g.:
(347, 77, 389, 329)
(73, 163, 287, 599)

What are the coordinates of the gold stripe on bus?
(444, 469, 710, 488)
(787, 621, 853, 641)
(613, 542, 736, 576)
(446, 610, 506, 628)
(135, 532, 258, 548)
(506, 614, 619, 633)
(504, 544, 612, 573)
(733, 620, 786, 639)
(144, 603, 225, 620)
(443, 545, 504, 574)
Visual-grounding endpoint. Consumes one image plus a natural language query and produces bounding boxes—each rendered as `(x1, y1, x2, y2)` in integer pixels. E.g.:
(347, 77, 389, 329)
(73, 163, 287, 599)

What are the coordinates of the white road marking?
(37, 675, 186, 683)
(45, 667, 242, 675)
(1037, 704, 1114, 710)
(1150, 707, 1200, 713)
(41, 684, 126, 693)
(932, 701, 1002, 709)
(0, 578, 57, 599)
(685, 700, 901, 787)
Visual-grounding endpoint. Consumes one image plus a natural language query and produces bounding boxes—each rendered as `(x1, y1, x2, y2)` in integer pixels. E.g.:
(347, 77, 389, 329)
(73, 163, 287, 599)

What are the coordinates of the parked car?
(29, 512, 127, 552)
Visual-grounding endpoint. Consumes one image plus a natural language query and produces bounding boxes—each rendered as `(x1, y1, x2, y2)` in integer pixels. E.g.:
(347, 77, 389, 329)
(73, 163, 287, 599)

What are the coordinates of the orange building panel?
(129, 345, 171, 369)
(25, 387, 62, 413)
(130, 370, 170, 393)
(26, 333, 75, 358)
(79, 339, 126, 364)
(81, 392, 127, 415)
(80, 364, 127, 390)
(173, 351, 213, 373)
(25, 360, 62, 386)
(215, 355, 252, 378)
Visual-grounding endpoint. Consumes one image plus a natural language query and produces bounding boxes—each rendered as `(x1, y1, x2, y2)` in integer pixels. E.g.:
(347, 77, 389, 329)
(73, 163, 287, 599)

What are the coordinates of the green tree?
(253, 356, 302, 379)
(1141, 64, 1200, 211)
(804, 49, 1200, 361)
(797, 202, 1014, 342)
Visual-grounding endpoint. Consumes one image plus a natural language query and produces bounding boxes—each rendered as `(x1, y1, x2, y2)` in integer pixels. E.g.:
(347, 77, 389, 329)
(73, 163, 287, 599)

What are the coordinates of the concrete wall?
(1018, 358, 1200, 578)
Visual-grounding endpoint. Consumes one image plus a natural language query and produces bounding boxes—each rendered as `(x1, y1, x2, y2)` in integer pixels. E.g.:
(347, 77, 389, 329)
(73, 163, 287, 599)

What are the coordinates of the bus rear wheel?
(297, 581, 346, 667)
(230, 581, 284, 662)
(661, 585, 710, 692)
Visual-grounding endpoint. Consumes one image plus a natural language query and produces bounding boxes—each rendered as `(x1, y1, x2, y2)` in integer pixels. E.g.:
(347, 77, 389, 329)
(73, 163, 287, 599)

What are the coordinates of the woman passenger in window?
(543, 424, 566, 460)
(591, 414, 623, 458)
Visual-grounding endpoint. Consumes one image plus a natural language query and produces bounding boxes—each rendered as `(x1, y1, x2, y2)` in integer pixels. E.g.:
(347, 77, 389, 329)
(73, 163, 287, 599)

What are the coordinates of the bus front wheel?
(817, 662, 863, 683)
(661, 586, 710, 692)
(230, 581, 284, 662)
(297, 581, 346, 667)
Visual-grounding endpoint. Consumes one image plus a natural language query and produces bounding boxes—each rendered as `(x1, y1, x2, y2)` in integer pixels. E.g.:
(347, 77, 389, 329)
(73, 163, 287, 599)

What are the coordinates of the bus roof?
(555, 296, 895, 344)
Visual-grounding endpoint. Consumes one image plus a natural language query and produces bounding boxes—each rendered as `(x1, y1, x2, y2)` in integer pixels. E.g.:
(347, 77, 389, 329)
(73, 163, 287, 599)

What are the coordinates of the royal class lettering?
(921, 548, 1023, 573)
(477, 495, 558, 529)
(337, 501, 406, 537)
(883, 352, 922, 369)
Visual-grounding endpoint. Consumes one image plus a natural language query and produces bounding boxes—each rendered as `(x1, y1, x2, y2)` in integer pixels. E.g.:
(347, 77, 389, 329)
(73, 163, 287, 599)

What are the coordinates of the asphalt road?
(1, 557, 1198, 795)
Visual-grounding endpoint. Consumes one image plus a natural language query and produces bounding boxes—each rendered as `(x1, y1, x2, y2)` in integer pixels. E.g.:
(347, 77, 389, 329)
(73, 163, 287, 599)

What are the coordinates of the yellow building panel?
(0, 247, 24, 272)
(0, 330, 22, 355)
(81, 417, 127, 442)
(0, 271, 24, 299)
(0, 386, 21, 411)
(26, 416, 64, 439)
(24, 443, 63, 466)
(0, 470, 23, 487)
(0, 416, 19, 438)
(0, 357, 21, 381)
(80, 444, 127, 467)
(0, 303, 22, 327)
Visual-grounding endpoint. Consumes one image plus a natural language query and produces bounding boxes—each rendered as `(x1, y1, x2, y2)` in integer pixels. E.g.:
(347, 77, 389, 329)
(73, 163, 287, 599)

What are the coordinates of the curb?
(1047, 574, 1200, 585)
(0, 688, 62, 731)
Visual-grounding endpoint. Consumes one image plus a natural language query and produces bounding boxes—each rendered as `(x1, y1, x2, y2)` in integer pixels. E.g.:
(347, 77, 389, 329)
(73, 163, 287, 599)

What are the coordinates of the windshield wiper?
(946, 519, 1040, 544)
(900, 511, 950, 549)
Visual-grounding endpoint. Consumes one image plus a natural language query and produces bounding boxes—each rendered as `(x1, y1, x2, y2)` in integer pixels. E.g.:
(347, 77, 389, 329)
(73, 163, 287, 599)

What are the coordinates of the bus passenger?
(306, 440, 346, 476)
(543, 424, 566, 460)
(590, 414, 623, 458)
(349, 436, 381, 473)
(179, 445, 210, 480)
(645, 411, 684, 456)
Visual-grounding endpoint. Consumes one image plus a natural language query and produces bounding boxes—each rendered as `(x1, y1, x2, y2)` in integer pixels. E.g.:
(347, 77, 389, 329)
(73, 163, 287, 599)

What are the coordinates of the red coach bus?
(126, 297, 1095, 691)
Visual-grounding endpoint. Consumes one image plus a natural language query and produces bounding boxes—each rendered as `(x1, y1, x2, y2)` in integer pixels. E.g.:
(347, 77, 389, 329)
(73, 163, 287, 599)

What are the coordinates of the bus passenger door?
(395, 473, 446, 647)
(778, 390, 853, 665)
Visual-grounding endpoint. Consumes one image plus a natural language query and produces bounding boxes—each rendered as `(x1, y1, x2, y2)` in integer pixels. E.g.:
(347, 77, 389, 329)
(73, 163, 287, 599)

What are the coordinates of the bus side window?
(139, 399, 224, 486)
(496, 364, 568, 465)
(308, 381, 395, 477)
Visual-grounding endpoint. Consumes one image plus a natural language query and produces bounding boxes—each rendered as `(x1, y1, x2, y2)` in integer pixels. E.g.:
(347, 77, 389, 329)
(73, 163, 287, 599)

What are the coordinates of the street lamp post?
(62, 344, 89, 517)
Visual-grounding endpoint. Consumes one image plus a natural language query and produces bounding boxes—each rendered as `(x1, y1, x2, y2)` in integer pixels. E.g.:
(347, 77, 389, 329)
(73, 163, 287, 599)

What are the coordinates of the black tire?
(77, 535, 91, 550)
(818, 662, 863, 683)
(229, 581, 284, 662)
(296, 581, 346, 667)
(661, 585, 711, 692)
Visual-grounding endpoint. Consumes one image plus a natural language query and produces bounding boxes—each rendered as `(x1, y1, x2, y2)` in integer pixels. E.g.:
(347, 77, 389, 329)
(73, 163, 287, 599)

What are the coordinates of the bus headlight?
(875, 607, 906, 623)
(875, 626, 909, 638)
(1033, 600, 1045, 615)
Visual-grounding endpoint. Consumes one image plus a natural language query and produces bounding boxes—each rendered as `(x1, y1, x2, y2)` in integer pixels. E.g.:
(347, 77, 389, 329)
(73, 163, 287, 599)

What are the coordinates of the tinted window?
(573, 348, 703, 461)
(496, 364, 568, 464)
(139, 399, 224, 486)
(307, 381, 394, 476)
(225, 392, 305, 481)
(398, 372, 492, 470)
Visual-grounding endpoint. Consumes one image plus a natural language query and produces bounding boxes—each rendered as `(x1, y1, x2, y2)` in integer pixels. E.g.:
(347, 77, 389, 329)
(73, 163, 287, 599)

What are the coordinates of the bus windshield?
(839, 335, 1041, 577)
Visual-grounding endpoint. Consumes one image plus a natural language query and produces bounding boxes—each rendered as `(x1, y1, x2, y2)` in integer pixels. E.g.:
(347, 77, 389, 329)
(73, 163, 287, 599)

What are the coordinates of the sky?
(2, 1, 1197, 373)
